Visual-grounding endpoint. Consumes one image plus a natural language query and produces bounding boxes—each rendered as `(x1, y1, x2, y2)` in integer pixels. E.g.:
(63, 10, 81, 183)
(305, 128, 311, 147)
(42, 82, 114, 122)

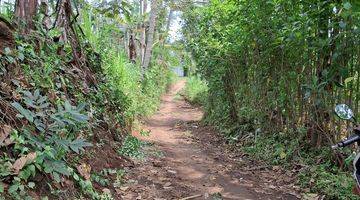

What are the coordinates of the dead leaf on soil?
(302, 193, 323, 200)
(102, 188, 111, 194)
(77, 163, 91, 180)
(167, 169, 177, 174)
(163, 182, 172, 187)
(272, 166, 281, 171)
(11, 152, 37, 174)
(119, 186, 129, 191)
(0, 125, 12, 144)
(209, 175, 217, 180)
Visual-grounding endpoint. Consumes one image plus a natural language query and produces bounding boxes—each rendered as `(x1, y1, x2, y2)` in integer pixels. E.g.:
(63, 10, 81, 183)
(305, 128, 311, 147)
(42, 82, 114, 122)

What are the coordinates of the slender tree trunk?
(15, 0, 38, 34)
(166, 9, 173, 34)
(124, 30, 129, 58)
(55, 0, 84, 65)
(142, 0, 158, 75)
(129, 30, 137, 63)
(140, 0, 147, 65)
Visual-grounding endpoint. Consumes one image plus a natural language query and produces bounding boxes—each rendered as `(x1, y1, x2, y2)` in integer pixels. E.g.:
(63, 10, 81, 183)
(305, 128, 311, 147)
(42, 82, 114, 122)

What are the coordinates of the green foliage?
(118, 135, 146, 159)
(0, 0, 177, 199)
(11, 89, 88, 133)
(113, 169, 126, 187)
(299, 166, 357, 200)
(91, 173, 110, 187)
(102, 48, 172, 119)
(140, 129, 151, 137)
(182, 76, 208, 106)
(242, 130, 357, 199)
(182, 0, 360, 198)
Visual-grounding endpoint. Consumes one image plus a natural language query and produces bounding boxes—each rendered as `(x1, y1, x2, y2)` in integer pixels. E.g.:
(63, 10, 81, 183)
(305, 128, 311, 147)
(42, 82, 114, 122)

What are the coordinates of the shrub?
(182, 76, 208, 106)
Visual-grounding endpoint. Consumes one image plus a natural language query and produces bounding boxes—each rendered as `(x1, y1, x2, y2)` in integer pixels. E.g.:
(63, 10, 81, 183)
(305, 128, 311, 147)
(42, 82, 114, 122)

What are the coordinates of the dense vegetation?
(0, 0, 177, 199)
(182, 0, 360, 199)
(1, 0, 360, 199)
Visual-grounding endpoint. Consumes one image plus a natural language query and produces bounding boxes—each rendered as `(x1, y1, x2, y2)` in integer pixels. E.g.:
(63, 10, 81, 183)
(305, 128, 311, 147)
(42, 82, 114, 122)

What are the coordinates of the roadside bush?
(182, 76, 208, 106)
(182, 0, 360, 199)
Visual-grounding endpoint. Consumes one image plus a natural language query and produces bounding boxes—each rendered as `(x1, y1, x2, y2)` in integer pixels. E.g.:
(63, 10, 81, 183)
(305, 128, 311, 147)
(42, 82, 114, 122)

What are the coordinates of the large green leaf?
(69, 139, 92, 154)
(11, 102, 34, 122)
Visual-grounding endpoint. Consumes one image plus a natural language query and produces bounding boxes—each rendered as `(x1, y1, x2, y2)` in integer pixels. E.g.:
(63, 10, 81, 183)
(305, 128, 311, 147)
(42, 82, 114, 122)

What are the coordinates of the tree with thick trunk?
(14, 0, 38, 34)
(142, 0, 158, 75)
(55, 0, 84, 66)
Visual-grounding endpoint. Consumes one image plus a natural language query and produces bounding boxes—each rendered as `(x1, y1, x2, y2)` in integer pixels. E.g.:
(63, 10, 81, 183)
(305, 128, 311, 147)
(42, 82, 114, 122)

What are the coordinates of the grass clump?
(182, 76, 208, 105)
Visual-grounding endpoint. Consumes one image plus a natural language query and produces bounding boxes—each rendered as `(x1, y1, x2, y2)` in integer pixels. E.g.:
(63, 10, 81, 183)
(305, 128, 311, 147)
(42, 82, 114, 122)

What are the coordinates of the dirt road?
(121, 80, 300, 200)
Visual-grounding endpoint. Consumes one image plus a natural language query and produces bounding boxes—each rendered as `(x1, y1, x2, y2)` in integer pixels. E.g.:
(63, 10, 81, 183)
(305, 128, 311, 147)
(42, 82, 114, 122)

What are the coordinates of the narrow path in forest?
(120, 80, 300, 200)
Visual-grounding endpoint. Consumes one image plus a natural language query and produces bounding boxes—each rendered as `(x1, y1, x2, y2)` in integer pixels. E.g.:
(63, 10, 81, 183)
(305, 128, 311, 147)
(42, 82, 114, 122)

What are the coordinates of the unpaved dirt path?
(120, 80, 300, 200)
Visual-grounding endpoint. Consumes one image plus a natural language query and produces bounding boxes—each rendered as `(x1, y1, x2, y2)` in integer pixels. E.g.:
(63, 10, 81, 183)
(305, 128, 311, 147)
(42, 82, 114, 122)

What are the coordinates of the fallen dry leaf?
(302, 193, 322, 200)
(11, 152, 37, 174)
(164, 182, 172, 187)
(2, 138, 14, 146)
(0, 125, 12, 144)
(102, 188, 111, 194)
(77, 163, 91, 180)
(119, 186, 129, 191)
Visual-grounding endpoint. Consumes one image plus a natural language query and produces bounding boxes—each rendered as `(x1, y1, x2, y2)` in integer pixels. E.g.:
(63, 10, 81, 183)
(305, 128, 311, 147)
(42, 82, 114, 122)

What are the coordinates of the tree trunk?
(55, 0, 84, 66)
(140, 0, 147, 65)
(14, 0, 38, 34)
(142, 0, 158, 76)
(54, 0, 96, 86)
(166, 9, 173, 34)
(129, 30, 137, 63)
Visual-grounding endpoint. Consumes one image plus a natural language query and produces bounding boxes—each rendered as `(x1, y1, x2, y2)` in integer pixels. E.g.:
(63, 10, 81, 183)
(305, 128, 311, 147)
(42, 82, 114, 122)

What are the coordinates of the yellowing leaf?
(77, 163, 91, 180)
(280, 151, 287, 159)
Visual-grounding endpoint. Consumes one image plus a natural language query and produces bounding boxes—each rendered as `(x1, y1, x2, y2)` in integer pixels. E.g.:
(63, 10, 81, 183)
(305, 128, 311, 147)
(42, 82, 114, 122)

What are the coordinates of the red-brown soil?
(119, 80, 301, 200)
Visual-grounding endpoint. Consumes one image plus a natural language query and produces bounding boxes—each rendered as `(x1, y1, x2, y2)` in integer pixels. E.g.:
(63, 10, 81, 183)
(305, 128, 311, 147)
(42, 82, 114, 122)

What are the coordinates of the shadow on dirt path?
(120, 80, 300, 200)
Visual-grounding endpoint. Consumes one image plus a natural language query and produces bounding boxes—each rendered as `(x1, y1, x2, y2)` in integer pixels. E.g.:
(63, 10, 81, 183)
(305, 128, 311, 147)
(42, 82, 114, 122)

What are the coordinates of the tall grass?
(182, 76, 208, 106)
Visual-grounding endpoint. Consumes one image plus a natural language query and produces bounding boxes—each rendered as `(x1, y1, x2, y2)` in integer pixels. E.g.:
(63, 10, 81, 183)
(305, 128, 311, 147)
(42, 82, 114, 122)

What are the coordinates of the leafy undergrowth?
(241, 130, 358, 199)
(183, 80, 358, 199)
(183, 76, 358, 199)
(118, 135, 147, 160)
(181, 76, 208, 106)
(0, 22, 172, 200)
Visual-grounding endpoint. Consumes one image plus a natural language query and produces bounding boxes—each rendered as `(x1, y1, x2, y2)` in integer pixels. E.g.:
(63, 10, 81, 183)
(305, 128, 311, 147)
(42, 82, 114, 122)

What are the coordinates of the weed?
(91, 173, 110, 187)
(182, 76, 208, 106)
(118, 135, 146, 159)
(113, 169, 126, 188)
(241, 130, 357, 199)
(140, 129, 151, 137)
